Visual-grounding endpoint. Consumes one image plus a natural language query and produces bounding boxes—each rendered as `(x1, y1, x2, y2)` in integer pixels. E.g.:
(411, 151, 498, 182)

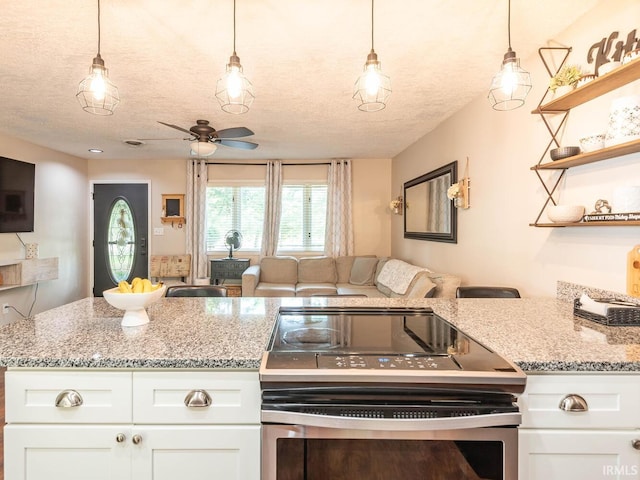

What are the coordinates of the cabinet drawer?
(5, 370, 132, 424)
(132, 371, 260, 424)
(519, 373, 640, 429)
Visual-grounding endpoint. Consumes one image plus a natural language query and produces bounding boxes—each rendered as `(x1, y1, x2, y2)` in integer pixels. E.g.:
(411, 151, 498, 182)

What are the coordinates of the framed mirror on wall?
(404, 161, 457, 243)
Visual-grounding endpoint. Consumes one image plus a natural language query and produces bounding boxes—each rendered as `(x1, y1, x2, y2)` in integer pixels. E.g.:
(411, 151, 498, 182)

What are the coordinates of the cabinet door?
(4, 425, 131, 480)
(519, 429, 640, 480)
(131, 425, 261, 480)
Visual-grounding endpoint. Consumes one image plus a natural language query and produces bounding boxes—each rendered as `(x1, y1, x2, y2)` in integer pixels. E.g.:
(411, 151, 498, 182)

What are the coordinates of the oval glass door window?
(107, 198, 137, 283)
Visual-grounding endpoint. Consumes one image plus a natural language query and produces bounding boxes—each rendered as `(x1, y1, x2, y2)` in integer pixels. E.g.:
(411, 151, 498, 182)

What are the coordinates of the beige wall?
(0, 132, 88, 324)
(89, 157, 393, 264)
(392, 0, 640, 297)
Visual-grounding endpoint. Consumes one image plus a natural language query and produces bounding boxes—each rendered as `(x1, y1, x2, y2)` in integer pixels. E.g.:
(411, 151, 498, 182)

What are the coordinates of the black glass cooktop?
(265, 306, 517, 373)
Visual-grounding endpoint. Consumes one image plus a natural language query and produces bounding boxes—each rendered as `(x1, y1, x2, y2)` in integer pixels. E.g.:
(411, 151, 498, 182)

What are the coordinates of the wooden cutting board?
(627, 245, 640, 298)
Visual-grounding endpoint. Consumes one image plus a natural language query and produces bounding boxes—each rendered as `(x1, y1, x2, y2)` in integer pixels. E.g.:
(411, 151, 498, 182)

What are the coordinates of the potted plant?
(549, 65, 583, 95)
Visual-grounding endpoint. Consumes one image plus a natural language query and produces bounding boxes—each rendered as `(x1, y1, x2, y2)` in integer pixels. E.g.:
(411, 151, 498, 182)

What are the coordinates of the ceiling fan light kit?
(487, 0, 532, 111)
(216, 0, 254, 114)
(190, 140, 218, 157)
(353, 0, 391, 112)
(76, 0, 119, 116)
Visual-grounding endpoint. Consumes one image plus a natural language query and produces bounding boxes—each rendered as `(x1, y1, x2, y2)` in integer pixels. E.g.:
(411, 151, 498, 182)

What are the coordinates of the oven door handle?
(261, 410, 521, 431)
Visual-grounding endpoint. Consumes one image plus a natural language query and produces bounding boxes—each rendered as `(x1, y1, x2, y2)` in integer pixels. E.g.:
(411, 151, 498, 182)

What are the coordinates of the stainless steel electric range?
(259, 306, 526, 480)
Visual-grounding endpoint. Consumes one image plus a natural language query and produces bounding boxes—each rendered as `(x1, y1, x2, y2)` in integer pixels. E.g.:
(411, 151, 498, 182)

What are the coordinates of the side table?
(210, 258, 250, 296)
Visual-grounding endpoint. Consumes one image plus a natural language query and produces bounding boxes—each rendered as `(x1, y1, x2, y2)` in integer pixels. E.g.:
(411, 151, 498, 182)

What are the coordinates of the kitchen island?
(1, 296, 639, 480)
(0, 296, 638, 371)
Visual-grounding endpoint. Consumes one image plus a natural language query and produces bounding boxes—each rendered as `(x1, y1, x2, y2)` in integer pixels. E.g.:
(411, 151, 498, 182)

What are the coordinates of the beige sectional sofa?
(241, 255, 460, 298)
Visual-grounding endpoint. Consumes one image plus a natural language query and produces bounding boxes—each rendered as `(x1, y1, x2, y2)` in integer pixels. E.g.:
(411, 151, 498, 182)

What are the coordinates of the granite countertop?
(0, 296, 638, 372)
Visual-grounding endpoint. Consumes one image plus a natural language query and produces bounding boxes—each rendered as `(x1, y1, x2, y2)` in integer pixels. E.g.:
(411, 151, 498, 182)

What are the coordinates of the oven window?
(276, 438, 504, 479)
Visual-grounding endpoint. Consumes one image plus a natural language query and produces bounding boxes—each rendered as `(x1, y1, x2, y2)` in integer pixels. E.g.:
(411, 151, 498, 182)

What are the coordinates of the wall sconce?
(389, 196, 403, 215)
(446, 158, 471, 209)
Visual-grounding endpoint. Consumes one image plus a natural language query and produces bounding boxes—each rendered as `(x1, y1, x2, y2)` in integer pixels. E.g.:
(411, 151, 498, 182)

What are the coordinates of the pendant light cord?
(371, 0, 375, 50)
(97, 0, 101, 54)
(507, 0, 511, 50)
(233, 0, 236, 54)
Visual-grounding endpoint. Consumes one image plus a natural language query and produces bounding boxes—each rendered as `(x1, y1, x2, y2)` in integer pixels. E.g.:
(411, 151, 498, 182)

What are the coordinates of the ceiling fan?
(157, 119, 258, 156)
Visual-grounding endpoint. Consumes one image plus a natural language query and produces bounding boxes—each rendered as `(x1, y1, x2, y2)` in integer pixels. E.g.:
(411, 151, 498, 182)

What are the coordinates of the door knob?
(559, 394, 588, 412)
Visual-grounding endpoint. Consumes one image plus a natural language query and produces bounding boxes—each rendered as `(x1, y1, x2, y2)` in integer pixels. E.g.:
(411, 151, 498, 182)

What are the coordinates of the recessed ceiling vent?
(123, 139, 145, 147)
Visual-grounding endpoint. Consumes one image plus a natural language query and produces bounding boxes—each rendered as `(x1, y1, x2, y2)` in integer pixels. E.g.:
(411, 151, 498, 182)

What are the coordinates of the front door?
(93, 183, 149, 296)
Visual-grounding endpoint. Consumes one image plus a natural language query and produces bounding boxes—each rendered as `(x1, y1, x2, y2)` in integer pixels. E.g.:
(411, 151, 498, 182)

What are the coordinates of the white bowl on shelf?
(547, 205, 585, 223)
(579, 134, 606, 153)
(598, 61, 621, 76)
(103, 285, 166, 326)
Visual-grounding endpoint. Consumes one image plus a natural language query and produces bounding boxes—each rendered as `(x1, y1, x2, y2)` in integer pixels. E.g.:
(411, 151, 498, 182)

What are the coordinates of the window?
(205, 186, 265, 252)
(278, 185, 327, 252)
(205, 183, 327, 253)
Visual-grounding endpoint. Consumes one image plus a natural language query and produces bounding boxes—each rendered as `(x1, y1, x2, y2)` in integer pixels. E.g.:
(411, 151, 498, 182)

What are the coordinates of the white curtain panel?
(324, 159, 354, 257)
(185, 158, 208, 283)
(260, 160, 283, 257)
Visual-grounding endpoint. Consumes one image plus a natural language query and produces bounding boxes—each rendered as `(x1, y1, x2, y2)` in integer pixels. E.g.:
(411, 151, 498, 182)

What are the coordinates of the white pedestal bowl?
(103, 285, 167, 327)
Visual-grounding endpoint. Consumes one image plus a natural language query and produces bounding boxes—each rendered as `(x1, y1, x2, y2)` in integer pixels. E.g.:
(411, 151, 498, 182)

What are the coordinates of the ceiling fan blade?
(158, 121, 197, 138)
(217, 139, 259, 150)
(214, 127, 254, 138)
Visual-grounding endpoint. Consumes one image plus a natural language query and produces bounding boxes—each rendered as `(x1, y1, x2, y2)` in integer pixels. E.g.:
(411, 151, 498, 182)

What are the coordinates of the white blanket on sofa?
(377, 259, 424, 295)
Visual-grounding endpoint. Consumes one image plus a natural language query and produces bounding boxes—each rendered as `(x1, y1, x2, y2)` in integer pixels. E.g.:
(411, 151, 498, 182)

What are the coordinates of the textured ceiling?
(0, 0, 603, 161)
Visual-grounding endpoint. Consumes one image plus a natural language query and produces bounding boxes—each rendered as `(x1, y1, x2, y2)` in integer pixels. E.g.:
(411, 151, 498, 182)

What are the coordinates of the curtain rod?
(203, 161, 337, 166)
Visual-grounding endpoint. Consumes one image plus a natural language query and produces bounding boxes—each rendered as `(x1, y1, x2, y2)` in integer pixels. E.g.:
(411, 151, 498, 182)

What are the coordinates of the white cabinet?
(4, 369, 261, 480)
(518, 373, 640, 479)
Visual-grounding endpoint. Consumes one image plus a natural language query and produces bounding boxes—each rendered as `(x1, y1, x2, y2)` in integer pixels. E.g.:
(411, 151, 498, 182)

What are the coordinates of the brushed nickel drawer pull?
(184, 389, 212, 407)
(559, 394, 588, 412)
(632, 439, 640, 450)
(132, 434, 142, 445)
(54, 389, 84, 408)
(116, 433, 126, 443)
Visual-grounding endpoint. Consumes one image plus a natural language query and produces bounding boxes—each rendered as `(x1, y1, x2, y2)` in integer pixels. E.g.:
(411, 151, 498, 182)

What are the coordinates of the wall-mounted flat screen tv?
(0, 156, 35, 233)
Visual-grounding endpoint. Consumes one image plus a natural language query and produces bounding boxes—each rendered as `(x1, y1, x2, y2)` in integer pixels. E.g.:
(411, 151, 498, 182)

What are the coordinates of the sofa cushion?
(425, 271, 461, 298)
(336, 284, 386, 297)
(295, 283, 338, 297)
(335, 256, 356, 283)
(349, 257, 378, 285)
(260, 256, 298, 284)
(254, 282, 297, 297)
(298, 256, 337, 284)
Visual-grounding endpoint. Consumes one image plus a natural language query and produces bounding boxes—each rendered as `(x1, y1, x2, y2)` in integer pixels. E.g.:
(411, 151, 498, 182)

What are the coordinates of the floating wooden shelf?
(0, 257, 59, 291)
(531, 221, 640, 228)
(532, 57, 640, 113)
(530, 49, 640, 228)
(532, 138, 640, 170)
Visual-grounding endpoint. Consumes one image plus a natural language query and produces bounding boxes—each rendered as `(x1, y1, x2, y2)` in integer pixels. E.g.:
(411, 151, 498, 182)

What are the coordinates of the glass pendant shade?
(215, 54, 255, 114)
(190, 140, 217, 157)
(353, 50, 392, 112)
(76, 55, 120, 116)
(488, 49, 532, 111)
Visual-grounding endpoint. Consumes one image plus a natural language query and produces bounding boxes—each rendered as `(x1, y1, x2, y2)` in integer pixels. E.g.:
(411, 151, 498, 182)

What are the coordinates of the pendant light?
(353, 0, 391, 112)
(76, 0, 120, 115)
(215, 0, 254, 114)
(487, 0, 532, 111)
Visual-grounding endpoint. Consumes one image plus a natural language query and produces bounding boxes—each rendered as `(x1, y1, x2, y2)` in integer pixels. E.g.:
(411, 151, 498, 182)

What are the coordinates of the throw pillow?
(349, 257, 379, 285)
